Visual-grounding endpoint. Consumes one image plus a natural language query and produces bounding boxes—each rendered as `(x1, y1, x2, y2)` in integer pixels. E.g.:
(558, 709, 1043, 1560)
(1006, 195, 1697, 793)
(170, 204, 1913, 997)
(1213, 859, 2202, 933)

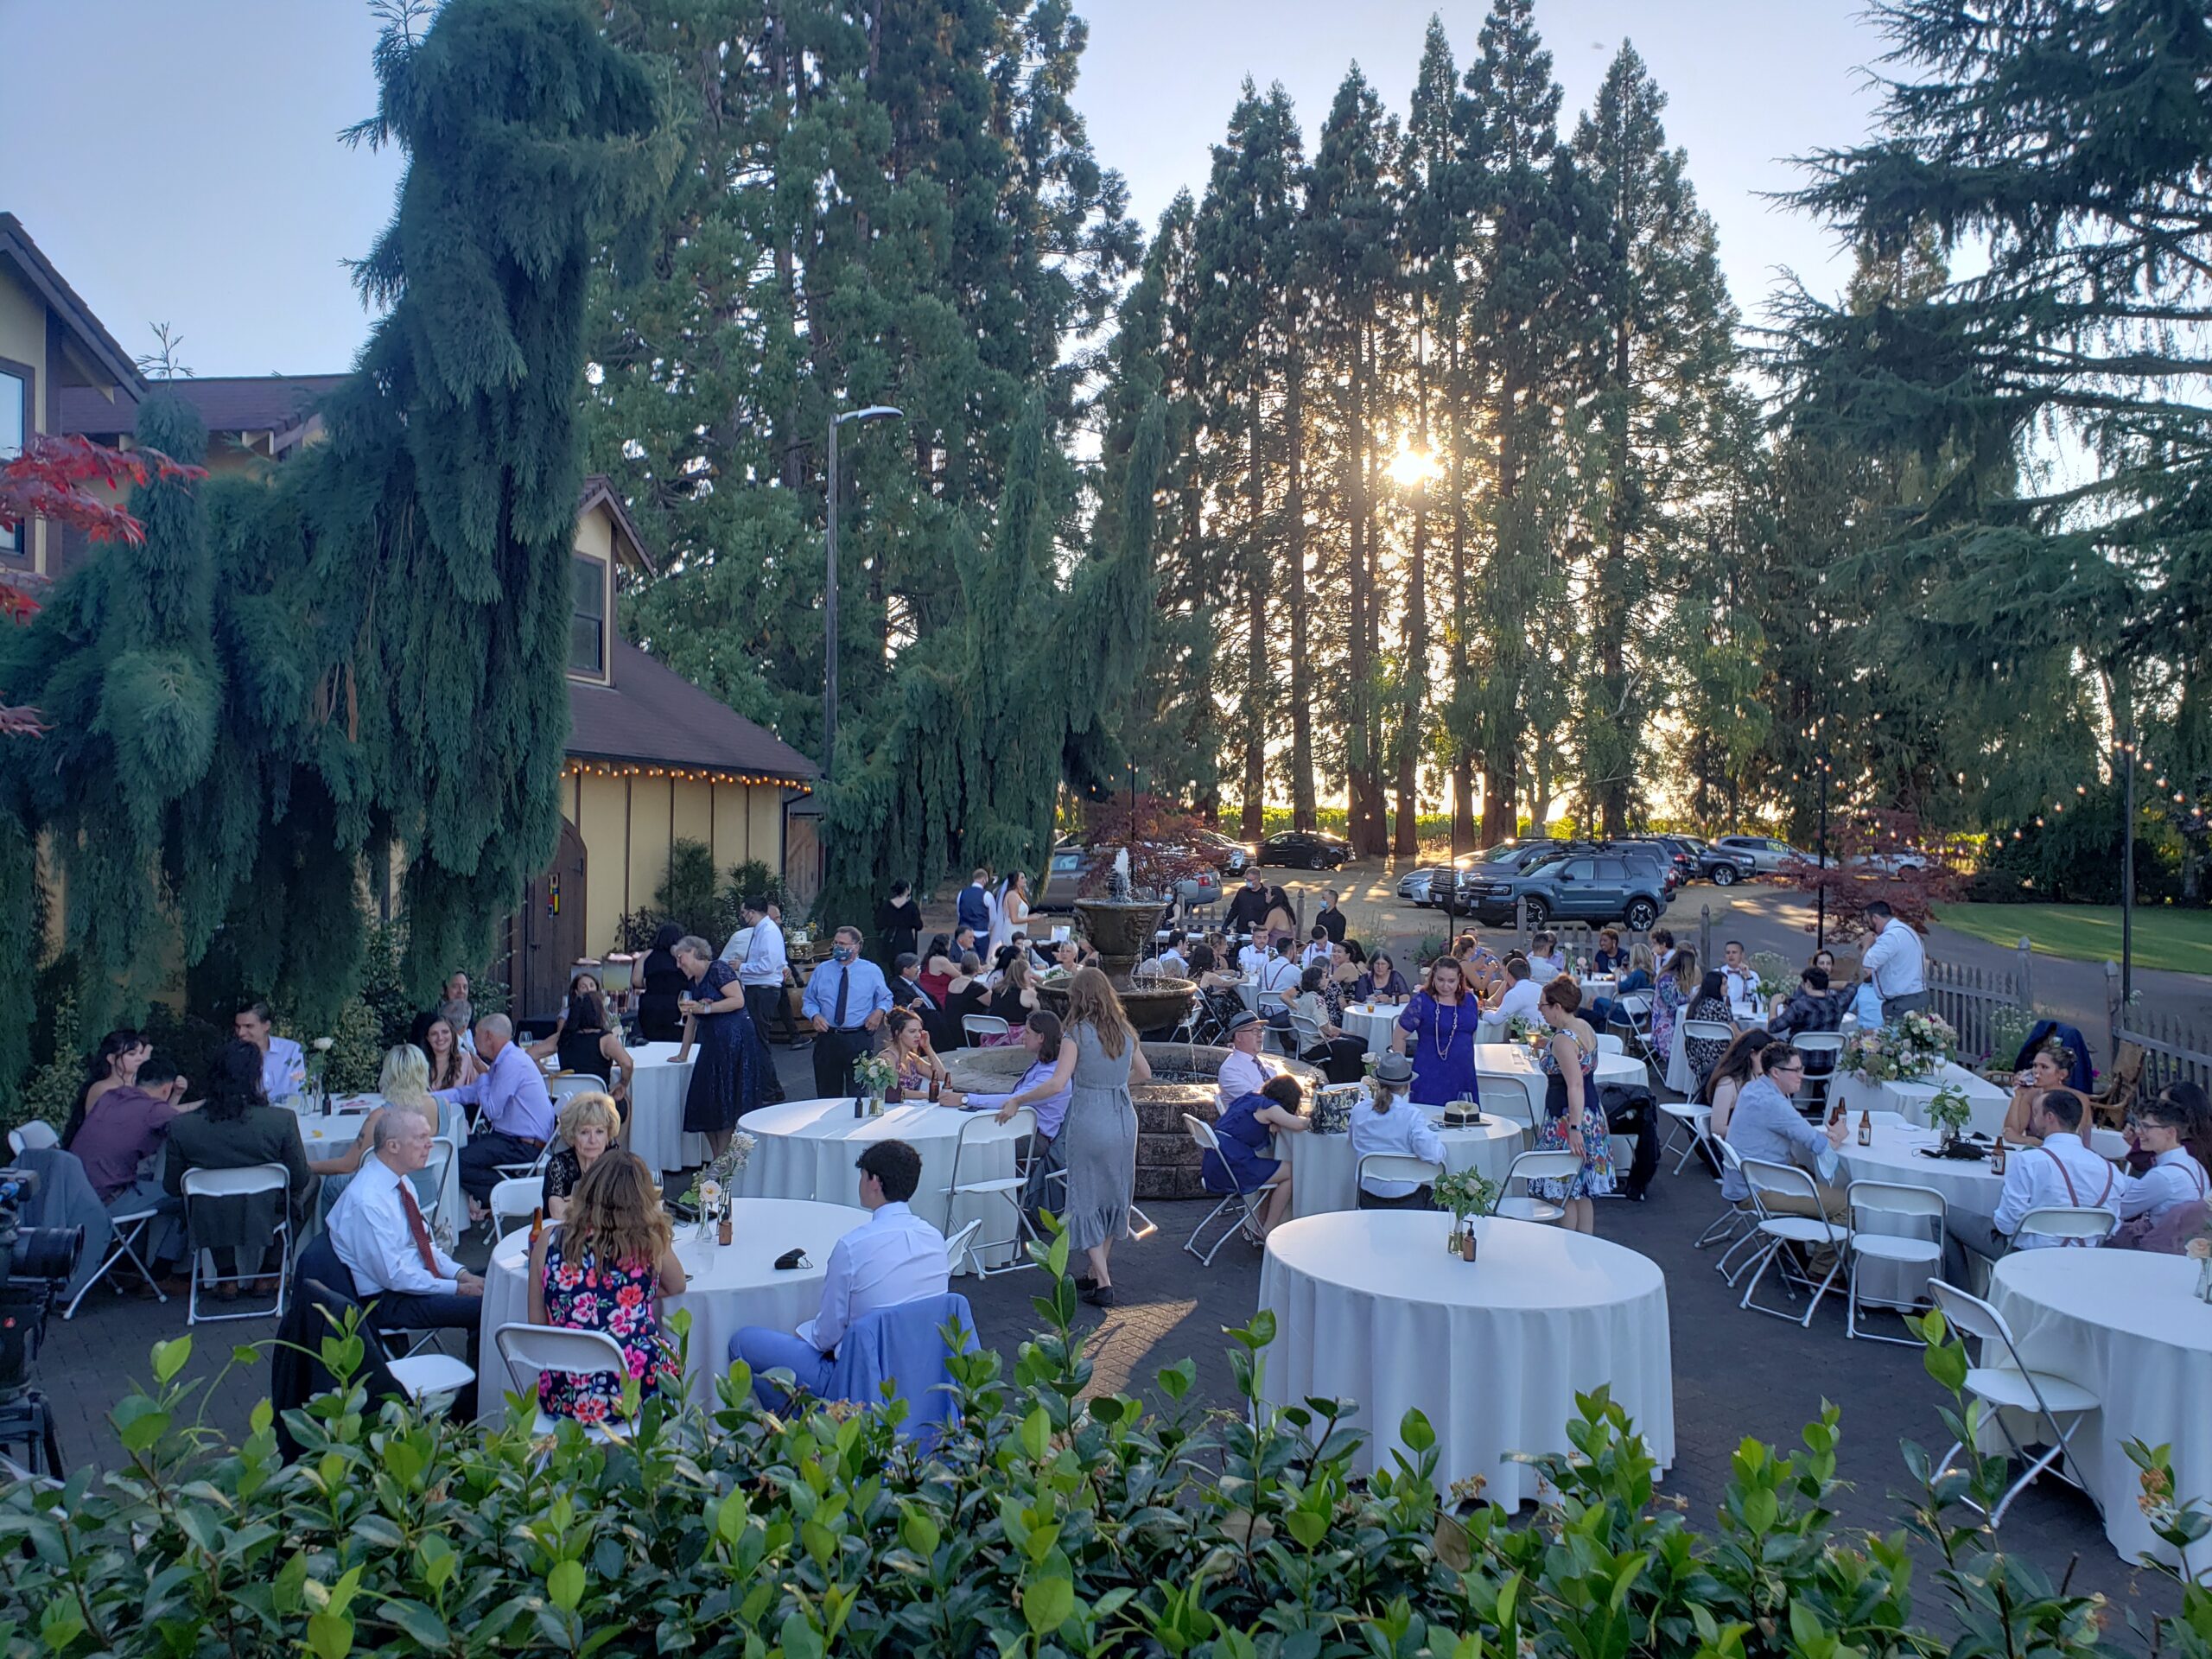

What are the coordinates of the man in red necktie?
(327, 1109, 483, 1392)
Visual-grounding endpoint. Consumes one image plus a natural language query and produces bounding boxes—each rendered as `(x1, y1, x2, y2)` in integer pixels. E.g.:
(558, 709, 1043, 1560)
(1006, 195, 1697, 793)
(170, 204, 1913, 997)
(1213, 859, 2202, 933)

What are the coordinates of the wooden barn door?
(516, 817, 588, 1026)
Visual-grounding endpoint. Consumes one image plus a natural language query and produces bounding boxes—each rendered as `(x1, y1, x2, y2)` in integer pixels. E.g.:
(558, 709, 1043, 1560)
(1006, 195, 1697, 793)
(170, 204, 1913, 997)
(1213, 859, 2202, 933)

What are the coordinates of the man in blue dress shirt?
(803, 925, 893, 1098)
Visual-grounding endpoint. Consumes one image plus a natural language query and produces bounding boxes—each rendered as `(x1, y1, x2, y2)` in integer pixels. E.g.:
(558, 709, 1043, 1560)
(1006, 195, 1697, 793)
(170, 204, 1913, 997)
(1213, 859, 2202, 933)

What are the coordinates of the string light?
(559, 760, 811, 789)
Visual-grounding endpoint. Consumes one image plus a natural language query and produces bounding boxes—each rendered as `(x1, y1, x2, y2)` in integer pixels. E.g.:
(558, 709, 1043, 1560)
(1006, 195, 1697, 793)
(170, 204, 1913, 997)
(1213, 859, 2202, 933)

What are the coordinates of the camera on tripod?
(0, 1168, 84, 1474)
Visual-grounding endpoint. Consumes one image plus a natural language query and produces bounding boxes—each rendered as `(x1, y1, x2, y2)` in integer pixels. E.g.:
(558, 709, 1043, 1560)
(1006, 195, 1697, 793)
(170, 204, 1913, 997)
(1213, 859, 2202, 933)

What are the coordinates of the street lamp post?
(823, 404, 902, 779)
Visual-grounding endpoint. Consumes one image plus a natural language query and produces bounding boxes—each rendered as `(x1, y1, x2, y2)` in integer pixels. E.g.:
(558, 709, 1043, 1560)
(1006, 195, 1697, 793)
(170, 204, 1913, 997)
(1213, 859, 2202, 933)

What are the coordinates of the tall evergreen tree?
(0, 0, 665, 1061)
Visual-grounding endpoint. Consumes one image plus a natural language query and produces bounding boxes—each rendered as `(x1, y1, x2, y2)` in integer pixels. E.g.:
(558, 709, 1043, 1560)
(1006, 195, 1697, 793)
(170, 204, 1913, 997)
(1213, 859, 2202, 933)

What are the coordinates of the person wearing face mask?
(802, 925, 893, 1098)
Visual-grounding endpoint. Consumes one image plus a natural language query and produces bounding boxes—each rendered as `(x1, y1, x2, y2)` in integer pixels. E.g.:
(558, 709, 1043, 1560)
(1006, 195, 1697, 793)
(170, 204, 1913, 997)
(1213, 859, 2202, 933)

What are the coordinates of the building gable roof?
(60, 373, 348, 444)
(569, 639, 817, 785)
(0, 214, 143, 393)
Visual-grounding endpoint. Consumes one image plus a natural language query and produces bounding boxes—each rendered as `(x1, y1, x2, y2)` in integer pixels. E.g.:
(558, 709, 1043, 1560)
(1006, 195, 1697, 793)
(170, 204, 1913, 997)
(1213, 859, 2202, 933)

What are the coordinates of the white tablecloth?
(731, 1097, 1024, 1269)
(474, 1196, 855, 1423)
(294, 1096, 466, 1233)
(1281, 1109, 1526, 1219)
(1258, 1211, 1674, 1503)
(620, 1041, 705, 1177)
(1837, 1116, 2003, 1306)
(1834, 1062, 2010, 1141)
(1987, 1250, 2212, 1577)
(1470, 1044, 1643, 1130)
(1338, 1002, 1403, 1055)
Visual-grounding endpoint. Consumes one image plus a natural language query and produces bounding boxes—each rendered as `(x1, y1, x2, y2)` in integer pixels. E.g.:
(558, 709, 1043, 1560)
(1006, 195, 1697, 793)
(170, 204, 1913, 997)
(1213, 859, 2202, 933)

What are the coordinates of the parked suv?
(1713, 834, 1806, 874)
(1457, 849, 1673, 932)
(1638, 834, 1754, 886)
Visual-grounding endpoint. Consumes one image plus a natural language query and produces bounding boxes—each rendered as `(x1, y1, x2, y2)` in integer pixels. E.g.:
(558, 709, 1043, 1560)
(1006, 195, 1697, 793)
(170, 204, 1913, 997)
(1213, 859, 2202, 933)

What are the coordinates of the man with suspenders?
(1946, 1089, 2125, 1281)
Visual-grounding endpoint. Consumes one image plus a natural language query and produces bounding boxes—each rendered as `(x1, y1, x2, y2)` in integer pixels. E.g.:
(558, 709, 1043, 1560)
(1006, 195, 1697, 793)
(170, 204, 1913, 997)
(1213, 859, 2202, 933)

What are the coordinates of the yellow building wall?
(0, 266, 51, 573)
(565, 774, 787, 956)
(575, 501, 614, 561)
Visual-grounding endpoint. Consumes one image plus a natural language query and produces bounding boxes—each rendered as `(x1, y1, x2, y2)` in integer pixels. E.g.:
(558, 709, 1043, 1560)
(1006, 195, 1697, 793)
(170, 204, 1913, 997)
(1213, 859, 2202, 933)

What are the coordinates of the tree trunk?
(1346, 318, 1373, 849)
(1394, 302, 1429, 861)
(1287, 351, 1315, 832)
(1357, 315, 1389, 856)
(1241, 386, 1268, 840)
(1447, 321, 1473, 859)
(1597, 314, 1632, 837)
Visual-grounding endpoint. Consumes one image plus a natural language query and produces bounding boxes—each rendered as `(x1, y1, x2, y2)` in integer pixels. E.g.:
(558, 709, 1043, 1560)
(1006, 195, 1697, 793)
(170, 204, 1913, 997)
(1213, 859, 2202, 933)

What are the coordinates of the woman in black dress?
(528, 985, 637, 1106)
(635, 924, 689, 1044)
(672, 934, 760, 1154)
(943, 952, 991, 1044)
(1682, 970, 1740, 1090)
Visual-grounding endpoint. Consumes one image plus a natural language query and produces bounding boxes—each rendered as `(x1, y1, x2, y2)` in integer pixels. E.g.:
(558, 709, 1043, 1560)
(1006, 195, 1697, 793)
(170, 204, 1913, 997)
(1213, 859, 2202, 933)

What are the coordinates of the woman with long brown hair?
(526, 1149, 687, 1424)
(1389, 955, 1480, 1108)
(991, 966, 1152, 1306)
(411, 1012, 480, 1093)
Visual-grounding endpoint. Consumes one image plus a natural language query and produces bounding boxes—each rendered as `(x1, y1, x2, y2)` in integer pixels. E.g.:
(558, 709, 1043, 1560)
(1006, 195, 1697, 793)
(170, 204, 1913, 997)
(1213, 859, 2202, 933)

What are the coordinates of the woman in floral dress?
(1526, 978, 1612, 1233)
(1649, 947, 1699, 1071)
(527, 1151, 687, 1424)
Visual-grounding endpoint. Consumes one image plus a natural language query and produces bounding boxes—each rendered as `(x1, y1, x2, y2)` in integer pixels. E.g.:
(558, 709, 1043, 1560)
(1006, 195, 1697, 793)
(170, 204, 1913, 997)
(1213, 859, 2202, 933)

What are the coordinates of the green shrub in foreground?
(2, 1238, 2208, 1657)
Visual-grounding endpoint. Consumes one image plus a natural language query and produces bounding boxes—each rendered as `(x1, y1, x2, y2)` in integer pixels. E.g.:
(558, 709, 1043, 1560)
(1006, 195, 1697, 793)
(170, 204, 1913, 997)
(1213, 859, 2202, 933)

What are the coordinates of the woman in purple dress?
(1389, 956, 1481, 1108)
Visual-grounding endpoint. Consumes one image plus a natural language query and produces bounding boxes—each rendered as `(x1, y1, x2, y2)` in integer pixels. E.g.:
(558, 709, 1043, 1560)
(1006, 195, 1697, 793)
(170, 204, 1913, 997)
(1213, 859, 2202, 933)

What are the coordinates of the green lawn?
(1932, 902, 2212, 976)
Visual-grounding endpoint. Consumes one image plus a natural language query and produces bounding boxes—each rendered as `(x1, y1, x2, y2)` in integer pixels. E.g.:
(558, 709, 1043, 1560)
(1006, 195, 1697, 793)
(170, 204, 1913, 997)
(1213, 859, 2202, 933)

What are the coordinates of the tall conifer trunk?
(1287, 353, 1315, 832)
(1242, 391, 1268, 838)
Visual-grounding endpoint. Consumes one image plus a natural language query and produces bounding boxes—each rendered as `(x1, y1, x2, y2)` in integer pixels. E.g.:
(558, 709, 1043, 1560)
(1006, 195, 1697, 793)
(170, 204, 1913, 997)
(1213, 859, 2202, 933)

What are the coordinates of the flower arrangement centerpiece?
(1506, 1014, 1547, 1047)
(851, 1051, 898, 1112)
(1431, 1166, 1500, 1260)
(678, 1134, 756, 1235)
(1848, 1008, 1958, 1084)
(1925, 1081, 1974, 1147)
(1748, 951, 1797, 1005)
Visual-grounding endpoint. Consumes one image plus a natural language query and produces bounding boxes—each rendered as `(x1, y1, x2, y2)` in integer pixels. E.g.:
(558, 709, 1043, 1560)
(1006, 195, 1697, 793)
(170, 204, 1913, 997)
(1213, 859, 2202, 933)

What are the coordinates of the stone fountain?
(1037, 893, 1198, 1034)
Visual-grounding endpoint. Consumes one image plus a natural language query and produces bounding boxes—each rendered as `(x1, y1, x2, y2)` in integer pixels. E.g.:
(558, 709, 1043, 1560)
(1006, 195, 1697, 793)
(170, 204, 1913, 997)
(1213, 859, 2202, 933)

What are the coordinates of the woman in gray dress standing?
(989, 966, 1150, 1306)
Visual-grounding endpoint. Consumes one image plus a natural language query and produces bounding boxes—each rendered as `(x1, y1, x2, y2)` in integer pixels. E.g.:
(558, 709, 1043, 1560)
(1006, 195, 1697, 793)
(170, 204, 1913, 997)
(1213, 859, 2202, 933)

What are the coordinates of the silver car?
(1712, 834, 1808, 874)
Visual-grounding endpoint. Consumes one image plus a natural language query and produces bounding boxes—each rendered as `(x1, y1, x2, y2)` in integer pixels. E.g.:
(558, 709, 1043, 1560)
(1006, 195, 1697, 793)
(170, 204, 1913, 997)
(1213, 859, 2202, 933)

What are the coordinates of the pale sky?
(0, 1, 1887, 378)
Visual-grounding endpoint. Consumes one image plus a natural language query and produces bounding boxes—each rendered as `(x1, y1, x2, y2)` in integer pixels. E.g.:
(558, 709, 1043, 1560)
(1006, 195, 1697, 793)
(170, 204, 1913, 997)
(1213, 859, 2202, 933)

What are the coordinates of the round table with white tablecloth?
(1836, 1115, 2004, 1307)
(1280, 1106, 1525, 1219)
(474, 1196, 855, 1423)
(294, 1096, 466, 1235)
(619, 1041, 705, 1178)
(730, 1097, 1025, 1269)
(1258, 1211, 1674, 1503)
(1986, 1250, 2212, 1577)
(1338, 1001, 1404, 1056)
(1833, 1062, 2011, 1141)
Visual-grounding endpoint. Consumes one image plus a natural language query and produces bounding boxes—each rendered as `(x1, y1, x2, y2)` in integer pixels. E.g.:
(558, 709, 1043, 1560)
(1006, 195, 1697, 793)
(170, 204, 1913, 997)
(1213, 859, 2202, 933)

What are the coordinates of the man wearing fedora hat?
(1351, 1052, 1448, 1208)
(1217, 1008, 1285, 1106)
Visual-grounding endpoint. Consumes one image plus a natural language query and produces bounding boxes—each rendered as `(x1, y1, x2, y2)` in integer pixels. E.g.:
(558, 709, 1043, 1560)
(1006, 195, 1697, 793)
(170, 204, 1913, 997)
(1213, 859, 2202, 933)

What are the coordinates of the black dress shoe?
(1080, 1283, 1116, 1308)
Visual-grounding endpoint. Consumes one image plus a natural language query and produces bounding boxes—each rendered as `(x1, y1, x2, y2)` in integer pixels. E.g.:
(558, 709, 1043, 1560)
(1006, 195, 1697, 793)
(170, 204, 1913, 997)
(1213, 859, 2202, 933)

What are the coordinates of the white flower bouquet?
(1849, 1009, 1958, 1083)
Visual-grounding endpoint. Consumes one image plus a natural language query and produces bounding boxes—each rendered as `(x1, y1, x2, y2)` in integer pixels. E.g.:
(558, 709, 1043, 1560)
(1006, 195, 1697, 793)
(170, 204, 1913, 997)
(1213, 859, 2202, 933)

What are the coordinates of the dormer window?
(0, 359, 27, 557)
(570, 550, 609, 677)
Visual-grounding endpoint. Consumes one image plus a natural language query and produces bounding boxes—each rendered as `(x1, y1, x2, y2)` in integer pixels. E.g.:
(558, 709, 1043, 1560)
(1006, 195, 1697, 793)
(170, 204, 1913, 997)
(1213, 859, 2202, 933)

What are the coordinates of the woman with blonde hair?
(526, 1150, 686, 1425)
(880, 1007, 949, 1094)
(543, 1090, 623, 1219)
(990, 966, 1151, 1306)
(308, 1043, 448, 1209)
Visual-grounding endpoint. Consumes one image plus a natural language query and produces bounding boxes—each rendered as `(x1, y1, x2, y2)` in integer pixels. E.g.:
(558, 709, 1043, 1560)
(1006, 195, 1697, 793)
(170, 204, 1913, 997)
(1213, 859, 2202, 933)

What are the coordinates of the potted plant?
(1926, 1082, 1974, 1148)
(1431, 1166, 1501, 1260)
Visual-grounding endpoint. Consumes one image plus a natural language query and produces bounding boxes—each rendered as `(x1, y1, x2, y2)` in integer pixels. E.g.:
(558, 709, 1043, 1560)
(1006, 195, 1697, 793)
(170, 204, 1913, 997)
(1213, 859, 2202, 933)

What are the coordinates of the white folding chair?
(64, 1198, 168, 1318)
(387, 1351, 478, 1407)
(1795, 1033, 1845, 1117)
(493, 1323, 635, 1441)
(1594, 1033, 1624, 1055)
(1181, 1115, 1268, 1265)
(944, 1217, 984, 1277)
(1657, 1100, 1713, 1173)
(1608, 992, 1659, 1071)
(943, 1108, 1039, 1277)
(547, 1074, 605, 1104)
(419, 1135, 458, 1234)
(6, 1122, 58, 1156)
(1495, 1149, 1579, 1224)
(1846, 1180, 1946, 1344)
(489, 1177, 545, 1238)
(1479, 1073, 1539, 1135)
(180, 1163, 293, 1325)
(1927, 1280, 2101, 1525)
(961, 1014, 1011, 1046)
(1354, 1154, 1442, 1205)
(1702, 1138, 1762, 1272)
(1680, 1020, 1735, 1091)
(1737, 1159, 1847, 1326)
(2014, 1205, 2118, 1247)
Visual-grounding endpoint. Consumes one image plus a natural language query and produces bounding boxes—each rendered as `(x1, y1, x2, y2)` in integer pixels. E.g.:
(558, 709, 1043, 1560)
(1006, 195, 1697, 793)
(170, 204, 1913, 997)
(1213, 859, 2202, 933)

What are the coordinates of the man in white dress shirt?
(235, 1001, 306, 1102)
(2118, 1093, 2210, 1232)
(1859, 901, 1929, 1020)
(1351, 1054, 1449, 1206)
(727, 894, 789, 1103)
(1493, 958, 1544, 1023)
(730, 1139, 950, 1406)
(1947, 1090, 2121, 1274)
(1217, 1010, 1284, 1106)
(1719, 940, 1756, 1010)
(1255, 937, 1302, 997)
(327, 1111, 483, 1398)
